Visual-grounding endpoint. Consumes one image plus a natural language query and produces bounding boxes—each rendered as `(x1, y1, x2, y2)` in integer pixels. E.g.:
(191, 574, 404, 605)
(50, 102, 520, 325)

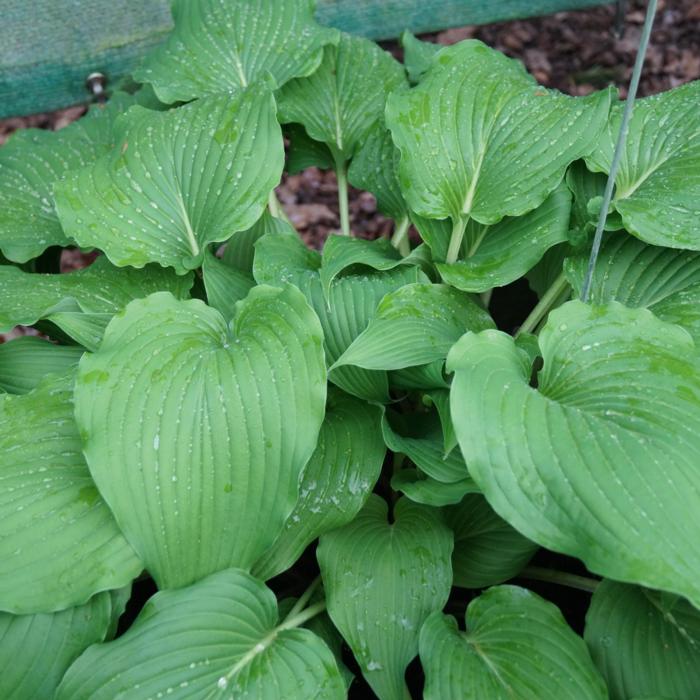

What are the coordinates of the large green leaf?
(585, 80, 700, 249)
(0, 336, 84, 394)
(585, 579, 700, 700)
(74, 286, 326, 589)
(400, 31, 439, 84)
(444, 494, 537, 588)
(447, 300, 700, 607)
(0, 257, 192, 333)
(55, 85, 284, 274)
(253, 390, 385, 580)
(431, 186, 572, 291)
(0, 93, 155, 263)
(0, 373, 141, 614)
(278, 33, 406, 163)
(420, 586, 607, 699)
(285, 123, 335, 174)
(333, 283, 494, 371)
(0, 588, 129, 700)
(56, 568, 345, 700)
(318, 495, 453, 700)
(386, 40, 611, 227)
(565, 231, 700, 347)
(254, 231, 424, 402)
(133, 0, 338, 103)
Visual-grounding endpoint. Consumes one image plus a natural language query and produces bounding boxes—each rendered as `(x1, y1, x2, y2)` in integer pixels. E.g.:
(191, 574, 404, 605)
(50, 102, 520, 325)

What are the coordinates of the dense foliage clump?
(1, 1, 699, 698)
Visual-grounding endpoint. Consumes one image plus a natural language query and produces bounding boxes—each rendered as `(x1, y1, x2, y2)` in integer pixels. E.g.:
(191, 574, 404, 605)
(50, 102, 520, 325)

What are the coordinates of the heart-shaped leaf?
(0, 93, 156, 263)
(420, 586, 607, 699)
(565, 231, 700, 348)
(133, 0, 338, 103)
(333, 283, 494, 371)
(55, 85, 284, 274)
(585, 80, 700, 249)
(386, 40, 611, 232)
(448, 300, 700, 607)
(56, 568, 345, 700)
(428, 186, 572, 291)
(585, 579, 700, 700)
(254, 231, 424, 402)
(0, 257, 192, 334)
(74, 286, 326, 589)
(0, 373, 141, 613)
(277, 33, 406, 163)
(0, 336, 83, 394)
(0, 587, 129, 700)
(444, 494, 537, 588)
(253, 390, 385, 580)
(318, 495, 453, 700)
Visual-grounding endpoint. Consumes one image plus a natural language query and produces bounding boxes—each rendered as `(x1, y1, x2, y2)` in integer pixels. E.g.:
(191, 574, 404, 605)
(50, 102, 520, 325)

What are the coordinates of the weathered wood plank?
(0, 0, 612, 118)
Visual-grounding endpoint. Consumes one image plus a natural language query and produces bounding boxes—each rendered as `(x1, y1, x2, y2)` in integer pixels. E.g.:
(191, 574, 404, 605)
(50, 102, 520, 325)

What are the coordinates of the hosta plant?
(1, 1, 700, 698)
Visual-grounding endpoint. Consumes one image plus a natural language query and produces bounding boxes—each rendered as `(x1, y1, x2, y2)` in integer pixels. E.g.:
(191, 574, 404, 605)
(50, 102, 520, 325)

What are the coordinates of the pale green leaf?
(133, 0, 338, 103)
(585, 80, 700, 249)
(585, 579, 700, 700)
(565, 231, 700, 348)
(432, 186, 572, 291)
(74, 286, 326, 589)
(428, 388, 458, 456)
(386, 40, 612, 226)
(0, 588, 129, 700)
(320, 234, 411, 298)
(202, 248, 255, 321)
(55, 85, 284, 274)
(57, 568, 345, 700)
(391, 469, 477, 507)
(0, 336, 83, 394)
(420, 586, 607, 699)
(0, 373, 141, 614)
(253, 390, 385, 580)
(333, 283, 494, 371)
(254, 232, 424, 402)
(444, 494, 537, 588)
(0, 93, 156, 263)
(278, 33, 406, 162)
(318, 495, 453, 700)
(448, 300, 700, 607)
(43, 312, 112, 352)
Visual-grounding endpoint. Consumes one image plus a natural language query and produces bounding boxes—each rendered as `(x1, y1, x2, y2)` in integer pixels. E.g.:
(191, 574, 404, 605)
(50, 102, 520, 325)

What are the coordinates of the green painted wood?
(0, 0, 612, 119)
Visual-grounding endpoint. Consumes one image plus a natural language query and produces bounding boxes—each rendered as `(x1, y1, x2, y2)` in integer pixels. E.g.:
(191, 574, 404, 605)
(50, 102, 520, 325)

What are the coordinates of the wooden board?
(0, 0, 612, 118)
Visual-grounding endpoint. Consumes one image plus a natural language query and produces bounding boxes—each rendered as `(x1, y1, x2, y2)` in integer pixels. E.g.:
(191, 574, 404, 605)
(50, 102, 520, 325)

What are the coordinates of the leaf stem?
(391, 216, 411, 256)
(516, 271, 570, 337)
(333, 152, 351, 236)
(283, 575, 321, 624)
(580, 0, 657, 302)
(446, 216, 468, 264)
(268, 190, 293, 227)
(278, 600, 327, 631)
(519, 566, 600, 594)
